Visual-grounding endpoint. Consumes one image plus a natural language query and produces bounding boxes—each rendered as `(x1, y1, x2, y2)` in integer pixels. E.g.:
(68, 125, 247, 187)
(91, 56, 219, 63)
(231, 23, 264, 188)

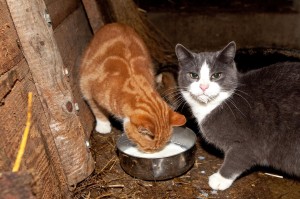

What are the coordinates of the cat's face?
(175, 42, 238, 104)
(124, 109, 186, 152)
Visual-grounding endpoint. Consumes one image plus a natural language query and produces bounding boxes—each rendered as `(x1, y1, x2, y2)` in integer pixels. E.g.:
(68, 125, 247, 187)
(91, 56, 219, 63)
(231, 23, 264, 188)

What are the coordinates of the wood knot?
(66, 101, 73, 112)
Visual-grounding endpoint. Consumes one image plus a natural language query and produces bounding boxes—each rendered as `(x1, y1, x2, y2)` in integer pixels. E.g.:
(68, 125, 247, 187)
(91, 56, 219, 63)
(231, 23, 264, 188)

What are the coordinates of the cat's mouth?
(190, 93, 213, 104)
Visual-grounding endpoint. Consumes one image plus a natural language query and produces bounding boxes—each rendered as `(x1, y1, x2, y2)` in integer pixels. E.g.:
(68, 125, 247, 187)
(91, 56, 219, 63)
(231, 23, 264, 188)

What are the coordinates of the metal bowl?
(117, 127, 197, 181)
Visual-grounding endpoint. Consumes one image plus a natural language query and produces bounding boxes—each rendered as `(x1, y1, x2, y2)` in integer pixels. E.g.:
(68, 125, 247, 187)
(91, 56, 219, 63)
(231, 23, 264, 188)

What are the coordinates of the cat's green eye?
(211, 73, 222, 80)
(188, 72, 199, 79)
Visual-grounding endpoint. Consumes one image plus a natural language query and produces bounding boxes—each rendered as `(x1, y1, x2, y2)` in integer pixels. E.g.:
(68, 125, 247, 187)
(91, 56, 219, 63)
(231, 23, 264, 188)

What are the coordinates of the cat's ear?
(217, 41, 236, 64)
(170, 110, 186, 126)
(175, 44, 194, 61)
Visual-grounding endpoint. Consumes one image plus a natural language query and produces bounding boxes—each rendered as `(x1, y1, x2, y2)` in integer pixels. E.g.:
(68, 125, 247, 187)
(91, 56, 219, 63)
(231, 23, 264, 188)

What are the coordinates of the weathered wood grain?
(0, 172, 36, 199)
(0, 0, 23, 75)
(45, 0, 80, 29)
(82, 0, 104, 33)
(6, 0, 94, 186)
(0, 59, 69, 198)
(0, 59, 29, 102)
(0, 1, 72, 197)
(53, 4, 94, 135)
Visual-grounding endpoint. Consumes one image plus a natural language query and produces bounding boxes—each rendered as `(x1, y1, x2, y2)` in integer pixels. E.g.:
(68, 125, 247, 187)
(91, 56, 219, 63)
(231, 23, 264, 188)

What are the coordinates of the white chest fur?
(182, 91, 232, 124)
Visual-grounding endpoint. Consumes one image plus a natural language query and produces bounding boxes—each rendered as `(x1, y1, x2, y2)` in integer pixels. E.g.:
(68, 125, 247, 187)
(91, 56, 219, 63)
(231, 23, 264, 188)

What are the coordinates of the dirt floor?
(73, 125, 300, 199)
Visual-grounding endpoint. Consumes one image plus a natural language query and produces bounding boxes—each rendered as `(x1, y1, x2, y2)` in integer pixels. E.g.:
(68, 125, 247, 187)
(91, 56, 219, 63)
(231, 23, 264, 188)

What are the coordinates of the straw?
(12, 92, 33, 172)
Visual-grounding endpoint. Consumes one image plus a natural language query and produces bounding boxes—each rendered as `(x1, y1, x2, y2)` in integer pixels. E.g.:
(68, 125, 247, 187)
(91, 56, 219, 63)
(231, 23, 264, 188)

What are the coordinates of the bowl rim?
(116, 126, 196, 159)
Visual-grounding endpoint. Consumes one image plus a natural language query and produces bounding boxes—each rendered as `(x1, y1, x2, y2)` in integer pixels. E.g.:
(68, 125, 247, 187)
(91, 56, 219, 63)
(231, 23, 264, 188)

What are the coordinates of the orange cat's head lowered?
(80, 23, 186, 153)
(124, 108, 186, 152)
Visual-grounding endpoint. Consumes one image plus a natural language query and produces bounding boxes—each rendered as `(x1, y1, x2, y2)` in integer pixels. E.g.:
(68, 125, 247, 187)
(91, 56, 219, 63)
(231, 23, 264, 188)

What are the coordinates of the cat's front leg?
(209, 171, 238, 191)
(87, 100, 112, 134)
(209, 147, 255, 190)
(95, 118, 112, 134)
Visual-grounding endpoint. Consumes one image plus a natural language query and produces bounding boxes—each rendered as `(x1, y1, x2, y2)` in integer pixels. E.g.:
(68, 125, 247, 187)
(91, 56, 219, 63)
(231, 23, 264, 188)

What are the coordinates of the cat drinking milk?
(79, 23, 186, 152)
(175, 41, 300, 190)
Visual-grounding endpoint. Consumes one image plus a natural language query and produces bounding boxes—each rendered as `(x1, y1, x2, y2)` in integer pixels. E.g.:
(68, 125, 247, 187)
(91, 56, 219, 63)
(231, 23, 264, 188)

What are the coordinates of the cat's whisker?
(233, 90, 252, 108)
(168, 96, 186, 111)
(176, 99, 189, 111)
(226, 98, 246, 118)
(178, 100, 190, 113)
(160, 91, 182, 108)
(222, 99, 237, 119)
(234, 89, 251, 97)
(159, 88, 181, 98)
(159, 87, 178, 94)
(167, 90, 188, 110)
(161, 88, 187, 95)
(158, 87, 189, 110)
(161, 90, 181, 98)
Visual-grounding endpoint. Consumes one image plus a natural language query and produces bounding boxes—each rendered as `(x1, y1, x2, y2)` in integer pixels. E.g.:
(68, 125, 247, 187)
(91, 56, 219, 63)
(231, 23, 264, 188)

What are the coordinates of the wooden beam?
(82, 0, 104, 33)
(0, 172, 36, 199)
(6, 0, 94, 185)
(0, 59, 71, 198)
(53, 5, 94, 135)
(0, 58, 29, 102)
(45, 0, 80, 29)
(0, 0, 23, 75)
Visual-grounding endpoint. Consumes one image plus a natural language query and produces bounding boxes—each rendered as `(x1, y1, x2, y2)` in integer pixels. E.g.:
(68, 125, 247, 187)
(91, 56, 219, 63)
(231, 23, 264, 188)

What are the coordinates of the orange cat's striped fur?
(80, 23, 186, 152)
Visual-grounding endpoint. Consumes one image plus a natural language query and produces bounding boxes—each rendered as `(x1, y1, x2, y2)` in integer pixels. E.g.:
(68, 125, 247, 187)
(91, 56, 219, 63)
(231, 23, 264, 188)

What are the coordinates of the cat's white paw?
(95, 118, 111, 134)
(208, 172, 234, 190)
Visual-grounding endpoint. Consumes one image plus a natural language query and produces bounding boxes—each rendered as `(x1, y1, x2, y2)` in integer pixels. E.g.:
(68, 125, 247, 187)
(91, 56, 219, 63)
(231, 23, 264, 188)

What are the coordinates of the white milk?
(124, 142, 186, 158)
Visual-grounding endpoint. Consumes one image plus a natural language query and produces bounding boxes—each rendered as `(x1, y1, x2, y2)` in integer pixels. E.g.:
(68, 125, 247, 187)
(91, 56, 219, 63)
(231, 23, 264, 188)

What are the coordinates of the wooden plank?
(0, 59, 70, 198)
(45, 0, 80, 29)
(0, 59, 28, 102)
(0, 172, 36, 199)
(0, 0, 23, 75)
(0, 1, 70, 197)
(6, 0, 94, 185)
(82, 0, 104, 33)
(53, 5, 94, 135)
(0, 60, 66, 198)
(0, 146, 11, 172)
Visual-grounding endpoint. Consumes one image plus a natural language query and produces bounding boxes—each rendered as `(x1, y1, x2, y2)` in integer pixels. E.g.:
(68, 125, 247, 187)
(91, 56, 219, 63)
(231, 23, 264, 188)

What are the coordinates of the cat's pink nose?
(200, 84, 209, 91)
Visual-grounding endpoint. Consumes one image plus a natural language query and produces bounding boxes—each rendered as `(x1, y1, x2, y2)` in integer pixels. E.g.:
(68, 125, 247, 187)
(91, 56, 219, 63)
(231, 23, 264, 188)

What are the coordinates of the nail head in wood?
(43, 10, 52, 27)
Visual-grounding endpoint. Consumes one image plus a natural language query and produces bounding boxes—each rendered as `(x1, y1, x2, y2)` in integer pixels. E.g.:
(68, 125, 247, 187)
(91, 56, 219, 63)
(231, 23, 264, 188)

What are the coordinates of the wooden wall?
(0, 0, 70, 197)
(0, 0, 96, 198)
(49, 0, 95, 135)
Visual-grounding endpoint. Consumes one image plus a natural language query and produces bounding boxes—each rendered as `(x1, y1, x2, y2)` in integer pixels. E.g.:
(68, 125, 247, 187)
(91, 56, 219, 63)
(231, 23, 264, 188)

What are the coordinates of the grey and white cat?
(175, 41, 300, 190)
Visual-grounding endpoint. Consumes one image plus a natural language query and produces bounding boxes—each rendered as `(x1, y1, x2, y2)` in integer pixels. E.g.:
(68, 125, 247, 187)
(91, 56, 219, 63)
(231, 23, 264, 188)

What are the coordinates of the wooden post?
(82, 0, 104, 33)
(6, 0, 94, 186)
(0, 172, 36, 199)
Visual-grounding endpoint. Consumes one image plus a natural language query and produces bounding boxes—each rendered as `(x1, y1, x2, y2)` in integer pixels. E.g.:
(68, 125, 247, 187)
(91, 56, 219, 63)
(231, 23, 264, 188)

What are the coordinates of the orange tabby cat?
(79, 23, 186, 152)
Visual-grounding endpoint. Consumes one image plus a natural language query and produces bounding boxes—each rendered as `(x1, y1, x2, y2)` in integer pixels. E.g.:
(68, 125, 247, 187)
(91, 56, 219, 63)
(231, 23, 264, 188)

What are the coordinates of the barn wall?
(147, 4, 300, 51)
(1, 0, 96, 198)
(0, 0, 71, 198)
